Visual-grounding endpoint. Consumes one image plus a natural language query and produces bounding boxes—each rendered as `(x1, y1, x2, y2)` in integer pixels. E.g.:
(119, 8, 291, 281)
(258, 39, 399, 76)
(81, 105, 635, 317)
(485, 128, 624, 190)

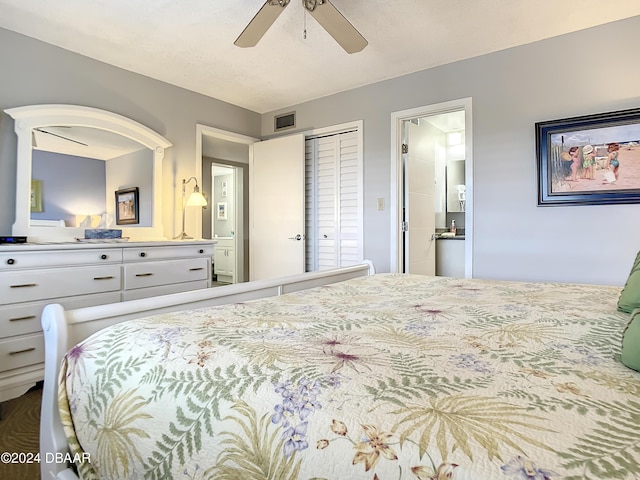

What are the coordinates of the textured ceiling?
(1, 0, 639, 113)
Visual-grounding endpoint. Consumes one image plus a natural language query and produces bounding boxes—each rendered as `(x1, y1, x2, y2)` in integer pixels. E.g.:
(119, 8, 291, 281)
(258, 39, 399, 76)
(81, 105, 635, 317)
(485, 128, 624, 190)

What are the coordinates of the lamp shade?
(186, 191, 207, 207)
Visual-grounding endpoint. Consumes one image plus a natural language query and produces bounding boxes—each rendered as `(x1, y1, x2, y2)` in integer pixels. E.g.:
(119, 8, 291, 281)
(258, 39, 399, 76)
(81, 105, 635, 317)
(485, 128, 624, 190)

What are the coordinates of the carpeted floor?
(0, 383, 42, 480)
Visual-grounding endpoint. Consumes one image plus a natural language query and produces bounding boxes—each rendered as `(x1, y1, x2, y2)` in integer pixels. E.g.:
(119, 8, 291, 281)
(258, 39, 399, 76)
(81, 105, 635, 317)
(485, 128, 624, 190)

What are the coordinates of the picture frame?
(536, 108, 640, 206)
(31, 179, 43, 213)
(217, 202, 227, 220)
(115, 187, 139, 225)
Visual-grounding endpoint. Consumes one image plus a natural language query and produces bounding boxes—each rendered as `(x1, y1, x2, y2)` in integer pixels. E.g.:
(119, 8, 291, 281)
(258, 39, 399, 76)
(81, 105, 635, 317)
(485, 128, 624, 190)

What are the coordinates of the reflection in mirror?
(5, 105, 172, 242)
(30, 126, 152, 227)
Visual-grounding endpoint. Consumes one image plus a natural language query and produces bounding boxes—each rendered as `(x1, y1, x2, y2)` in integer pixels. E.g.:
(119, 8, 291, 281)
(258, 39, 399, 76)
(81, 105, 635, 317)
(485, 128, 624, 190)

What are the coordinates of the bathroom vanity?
(435, 234, 465, 277)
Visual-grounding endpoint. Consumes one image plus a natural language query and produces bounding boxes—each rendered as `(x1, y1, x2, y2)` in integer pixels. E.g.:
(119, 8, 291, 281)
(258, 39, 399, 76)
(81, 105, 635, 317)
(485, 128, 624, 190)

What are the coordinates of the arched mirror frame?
(5, 104, 172, 242)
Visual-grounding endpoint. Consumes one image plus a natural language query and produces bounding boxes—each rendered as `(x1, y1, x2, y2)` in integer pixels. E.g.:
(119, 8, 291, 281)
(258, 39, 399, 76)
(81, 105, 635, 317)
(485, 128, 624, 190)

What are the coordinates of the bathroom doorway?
(390, 98, 473, 277)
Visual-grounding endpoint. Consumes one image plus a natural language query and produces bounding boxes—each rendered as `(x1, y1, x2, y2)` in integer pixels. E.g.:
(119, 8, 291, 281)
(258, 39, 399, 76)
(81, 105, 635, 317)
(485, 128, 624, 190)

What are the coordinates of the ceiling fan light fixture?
(303, 0, 320, 11)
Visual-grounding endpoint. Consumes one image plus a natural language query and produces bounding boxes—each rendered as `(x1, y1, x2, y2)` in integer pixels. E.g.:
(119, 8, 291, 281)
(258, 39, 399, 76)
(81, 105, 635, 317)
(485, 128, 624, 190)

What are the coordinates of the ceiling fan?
(235, 0, 368, 54)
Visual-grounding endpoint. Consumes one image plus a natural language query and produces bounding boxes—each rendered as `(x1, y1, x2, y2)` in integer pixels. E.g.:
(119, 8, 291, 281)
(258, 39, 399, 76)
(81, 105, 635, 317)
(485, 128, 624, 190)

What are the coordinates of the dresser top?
(0, 240, 216, 252)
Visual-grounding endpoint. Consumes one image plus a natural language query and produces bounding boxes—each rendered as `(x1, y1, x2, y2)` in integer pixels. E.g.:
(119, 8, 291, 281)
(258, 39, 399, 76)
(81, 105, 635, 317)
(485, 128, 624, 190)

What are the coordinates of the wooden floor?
(0, 384, 42, 480)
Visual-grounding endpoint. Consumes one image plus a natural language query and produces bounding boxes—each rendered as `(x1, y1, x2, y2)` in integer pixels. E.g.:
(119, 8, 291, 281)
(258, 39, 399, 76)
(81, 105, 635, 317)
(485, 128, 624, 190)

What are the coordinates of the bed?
(40, 262, 640, 480)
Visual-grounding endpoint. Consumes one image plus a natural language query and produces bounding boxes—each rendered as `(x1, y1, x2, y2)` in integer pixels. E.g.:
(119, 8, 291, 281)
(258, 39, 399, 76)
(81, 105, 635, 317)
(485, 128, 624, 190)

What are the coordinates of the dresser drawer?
(122, 280, 209, 301)
(124, 258, 209, 290)
(0, 265, 122, 304)
(0, 333, 44, 371)
(0, 248, 122, 271)
(0, 291, 122, 338)
(123, 244, 214, 262)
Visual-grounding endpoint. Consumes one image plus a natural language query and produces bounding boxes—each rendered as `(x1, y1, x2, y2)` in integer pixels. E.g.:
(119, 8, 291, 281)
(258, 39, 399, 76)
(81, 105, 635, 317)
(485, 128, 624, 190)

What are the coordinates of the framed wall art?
(536, 108, 640, 206)
(115, 187, 139, 225)
(31, 179, 43, 212)
(217, 202, 227, 220)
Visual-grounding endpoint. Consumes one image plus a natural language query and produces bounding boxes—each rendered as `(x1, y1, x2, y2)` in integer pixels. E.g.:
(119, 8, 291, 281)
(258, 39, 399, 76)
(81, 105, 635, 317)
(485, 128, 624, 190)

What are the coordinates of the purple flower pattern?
(501, 455, 557, 480)
(271, 378, 322, 457)
(451, 353, 492, 374)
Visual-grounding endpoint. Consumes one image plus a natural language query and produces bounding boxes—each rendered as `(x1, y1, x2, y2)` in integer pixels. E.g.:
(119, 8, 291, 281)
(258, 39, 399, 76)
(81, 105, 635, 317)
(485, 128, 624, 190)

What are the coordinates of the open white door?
(250, 134, 305, 281)
(404, 121, 437, 275)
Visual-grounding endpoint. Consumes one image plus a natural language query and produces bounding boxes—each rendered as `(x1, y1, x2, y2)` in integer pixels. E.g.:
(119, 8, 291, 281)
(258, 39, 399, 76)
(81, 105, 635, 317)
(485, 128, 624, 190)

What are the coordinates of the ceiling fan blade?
(235, 1, 290, 48)
(35, 128, 88, 146)
(307, 0, 367, 54)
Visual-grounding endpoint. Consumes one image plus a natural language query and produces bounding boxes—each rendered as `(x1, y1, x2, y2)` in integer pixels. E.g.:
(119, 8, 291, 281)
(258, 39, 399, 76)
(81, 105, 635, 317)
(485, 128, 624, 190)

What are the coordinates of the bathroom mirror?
(5, 105, 171, 242)
(446, 159, 466, 212)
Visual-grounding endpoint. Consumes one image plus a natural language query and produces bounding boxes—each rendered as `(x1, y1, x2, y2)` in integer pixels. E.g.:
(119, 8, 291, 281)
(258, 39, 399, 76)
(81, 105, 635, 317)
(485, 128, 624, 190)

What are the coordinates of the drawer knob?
(100, 254, 108, 260)
(6, 258, 15, 265)
(199, 249, 204, 254)
(139, 252, 146, 257)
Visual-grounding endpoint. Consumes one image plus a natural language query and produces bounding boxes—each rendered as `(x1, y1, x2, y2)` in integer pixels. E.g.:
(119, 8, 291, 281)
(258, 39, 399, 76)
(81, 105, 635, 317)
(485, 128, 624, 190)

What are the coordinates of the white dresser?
(0, 240, 215, 401)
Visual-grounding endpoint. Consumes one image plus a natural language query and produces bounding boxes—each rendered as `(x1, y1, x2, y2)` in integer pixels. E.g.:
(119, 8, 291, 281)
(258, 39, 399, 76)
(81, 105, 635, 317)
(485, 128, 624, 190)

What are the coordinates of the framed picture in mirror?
(31, 179, 43, 212)
(217, 202, 227, 220)
(115, 187, 139, 225)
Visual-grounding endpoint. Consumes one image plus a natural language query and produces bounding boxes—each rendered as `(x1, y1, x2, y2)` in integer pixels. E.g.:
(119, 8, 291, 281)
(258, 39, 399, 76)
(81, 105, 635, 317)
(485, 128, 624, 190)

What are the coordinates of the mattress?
(58, 273, 639, 479)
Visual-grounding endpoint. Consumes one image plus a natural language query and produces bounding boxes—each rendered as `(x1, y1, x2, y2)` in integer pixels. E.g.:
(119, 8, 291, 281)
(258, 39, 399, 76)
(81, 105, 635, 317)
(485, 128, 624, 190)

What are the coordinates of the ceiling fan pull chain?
(303, 7, 308, 39)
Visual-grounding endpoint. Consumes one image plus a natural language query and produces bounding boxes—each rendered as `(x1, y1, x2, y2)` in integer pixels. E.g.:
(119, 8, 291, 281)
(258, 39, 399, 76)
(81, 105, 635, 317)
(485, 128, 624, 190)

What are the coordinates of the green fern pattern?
(57, 273, 640, 479)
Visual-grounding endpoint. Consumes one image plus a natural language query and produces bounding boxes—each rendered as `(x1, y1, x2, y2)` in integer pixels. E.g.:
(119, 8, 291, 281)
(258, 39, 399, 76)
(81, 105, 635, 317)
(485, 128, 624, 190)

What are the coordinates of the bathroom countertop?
(435, 234, 465, 240)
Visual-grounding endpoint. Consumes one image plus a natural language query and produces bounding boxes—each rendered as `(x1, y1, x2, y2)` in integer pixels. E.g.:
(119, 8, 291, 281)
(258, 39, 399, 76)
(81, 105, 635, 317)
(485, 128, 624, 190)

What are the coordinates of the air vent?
(274, 112, 296, 132)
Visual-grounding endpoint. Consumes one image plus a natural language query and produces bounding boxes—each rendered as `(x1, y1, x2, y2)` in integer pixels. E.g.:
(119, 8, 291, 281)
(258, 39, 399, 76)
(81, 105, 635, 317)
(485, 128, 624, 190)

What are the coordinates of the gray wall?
(262, 16, 640, 286)
(31, 151, 106, 225)
(0, 27, 261, 239)
(2, 18, 639, 285)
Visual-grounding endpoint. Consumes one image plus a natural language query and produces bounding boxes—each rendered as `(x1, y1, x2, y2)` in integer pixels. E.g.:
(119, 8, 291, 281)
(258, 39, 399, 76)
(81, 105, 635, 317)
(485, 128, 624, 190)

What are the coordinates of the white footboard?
(39, 261, 374, 479)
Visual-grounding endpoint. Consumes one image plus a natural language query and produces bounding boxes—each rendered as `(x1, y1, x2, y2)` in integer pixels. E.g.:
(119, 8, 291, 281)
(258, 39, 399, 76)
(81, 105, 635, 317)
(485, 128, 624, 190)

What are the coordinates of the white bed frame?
(39, 261, 374, 479)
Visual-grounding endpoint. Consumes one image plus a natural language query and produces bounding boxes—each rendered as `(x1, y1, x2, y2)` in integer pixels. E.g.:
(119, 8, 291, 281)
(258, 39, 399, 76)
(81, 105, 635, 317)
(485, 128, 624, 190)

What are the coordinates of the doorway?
(198, 124, 258, 284)
(390, 98, 473, 277)
(197, 121, 363, 283)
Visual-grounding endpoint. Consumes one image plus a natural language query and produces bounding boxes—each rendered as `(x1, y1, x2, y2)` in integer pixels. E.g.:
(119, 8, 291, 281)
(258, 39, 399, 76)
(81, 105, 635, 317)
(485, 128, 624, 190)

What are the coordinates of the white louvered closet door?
(305, 131, 362, 271)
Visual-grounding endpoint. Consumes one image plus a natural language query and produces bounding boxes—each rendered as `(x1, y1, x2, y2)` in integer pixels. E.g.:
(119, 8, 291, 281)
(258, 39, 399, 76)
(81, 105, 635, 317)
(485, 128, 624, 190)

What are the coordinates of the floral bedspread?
(59, 274, 640, 480)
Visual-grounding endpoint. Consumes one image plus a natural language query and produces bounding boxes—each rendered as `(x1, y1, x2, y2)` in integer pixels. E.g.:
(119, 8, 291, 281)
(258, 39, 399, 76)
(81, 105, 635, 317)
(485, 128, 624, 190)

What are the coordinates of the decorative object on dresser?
(0, 236, 27, 244)
(0, 240, 214, 402)
(175, 177, 208, 240)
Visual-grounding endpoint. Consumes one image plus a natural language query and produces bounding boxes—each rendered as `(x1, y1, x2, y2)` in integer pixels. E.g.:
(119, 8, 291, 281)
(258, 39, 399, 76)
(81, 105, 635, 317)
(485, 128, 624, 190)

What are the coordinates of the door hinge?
(402, 144, 408, 154)
(401, 221, 409, 232)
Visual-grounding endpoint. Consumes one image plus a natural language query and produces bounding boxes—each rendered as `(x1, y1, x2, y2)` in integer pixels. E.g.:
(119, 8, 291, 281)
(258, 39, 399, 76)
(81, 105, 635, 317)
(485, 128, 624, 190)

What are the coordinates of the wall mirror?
(5, 105, 171, 242)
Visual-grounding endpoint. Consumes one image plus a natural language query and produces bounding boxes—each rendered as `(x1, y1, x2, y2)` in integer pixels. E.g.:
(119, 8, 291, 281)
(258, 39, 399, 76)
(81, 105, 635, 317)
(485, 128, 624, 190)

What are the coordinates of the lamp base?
(173, 232, 194, 240)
